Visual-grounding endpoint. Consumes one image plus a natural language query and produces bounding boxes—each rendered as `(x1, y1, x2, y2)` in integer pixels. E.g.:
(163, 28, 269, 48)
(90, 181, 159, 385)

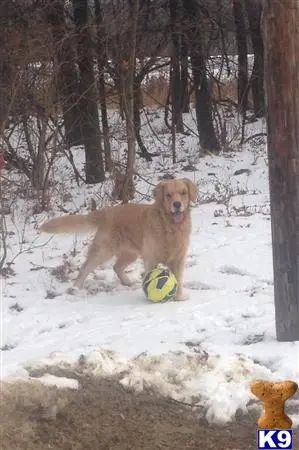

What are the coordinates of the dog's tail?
(40, 213, 98, 234)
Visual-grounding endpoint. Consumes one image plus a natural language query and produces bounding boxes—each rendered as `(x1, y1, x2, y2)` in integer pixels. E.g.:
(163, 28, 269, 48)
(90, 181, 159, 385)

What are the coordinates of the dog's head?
(153, 178, 197, 224)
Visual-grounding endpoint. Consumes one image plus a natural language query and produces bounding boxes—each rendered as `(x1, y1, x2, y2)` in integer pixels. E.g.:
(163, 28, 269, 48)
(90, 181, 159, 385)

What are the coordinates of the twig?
(7, 235, 54, 266)
(243, 132, 267, 144)
(169, 397, 202, 409)
(113, 161, 156, 187)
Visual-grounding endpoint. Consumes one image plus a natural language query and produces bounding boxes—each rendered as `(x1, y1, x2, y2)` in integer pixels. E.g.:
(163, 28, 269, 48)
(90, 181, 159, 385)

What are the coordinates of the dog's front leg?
(169, 257, 188, 301)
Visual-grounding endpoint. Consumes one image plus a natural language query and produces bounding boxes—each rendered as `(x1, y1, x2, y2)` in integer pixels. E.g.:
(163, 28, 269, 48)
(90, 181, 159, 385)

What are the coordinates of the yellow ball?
(142, 266, 177, 303)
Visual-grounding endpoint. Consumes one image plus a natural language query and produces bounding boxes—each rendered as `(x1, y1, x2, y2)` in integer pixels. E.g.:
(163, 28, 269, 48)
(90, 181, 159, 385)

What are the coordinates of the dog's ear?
(183, 178, 197, 203)
(153, 181, 165, 204)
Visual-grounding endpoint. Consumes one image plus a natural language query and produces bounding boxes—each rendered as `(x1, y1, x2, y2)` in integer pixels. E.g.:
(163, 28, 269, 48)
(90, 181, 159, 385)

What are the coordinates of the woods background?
(0, 0, 264, 203)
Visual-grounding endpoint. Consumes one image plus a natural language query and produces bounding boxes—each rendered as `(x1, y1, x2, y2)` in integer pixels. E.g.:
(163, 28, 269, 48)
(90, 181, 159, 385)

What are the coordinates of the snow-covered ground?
(1, 108, 298, 425)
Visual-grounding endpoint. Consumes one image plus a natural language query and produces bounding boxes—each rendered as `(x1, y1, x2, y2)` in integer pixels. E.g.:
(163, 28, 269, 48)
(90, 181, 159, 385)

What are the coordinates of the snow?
(30, 373, 79, 390)
(1, 108, 298, 425)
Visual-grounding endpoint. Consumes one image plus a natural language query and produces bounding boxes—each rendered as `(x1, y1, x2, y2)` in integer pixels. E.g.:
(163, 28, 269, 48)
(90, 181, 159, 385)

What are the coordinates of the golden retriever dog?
(40, 178, 197, 300)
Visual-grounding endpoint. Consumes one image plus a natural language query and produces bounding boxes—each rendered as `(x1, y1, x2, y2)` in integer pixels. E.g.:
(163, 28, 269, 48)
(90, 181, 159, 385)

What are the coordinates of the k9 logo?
(257, 429, 293, 449)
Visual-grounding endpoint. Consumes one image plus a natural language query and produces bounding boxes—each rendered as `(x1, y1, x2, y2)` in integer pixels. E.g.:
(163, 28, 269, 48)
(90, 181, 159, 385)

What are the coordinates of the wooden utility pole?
(263, 0, 299, 341)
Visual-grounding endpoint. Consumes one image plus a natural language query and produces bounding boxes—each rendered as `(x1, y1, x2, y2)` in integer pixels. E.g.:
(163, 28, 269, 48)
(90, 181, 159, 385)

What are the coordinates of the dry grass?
(104, 77, 170, 110)
(105, 75, 241, 111)
(6, 64, 244, 117)
(142, 75, 170, 107)
(142, 76, 244, 109)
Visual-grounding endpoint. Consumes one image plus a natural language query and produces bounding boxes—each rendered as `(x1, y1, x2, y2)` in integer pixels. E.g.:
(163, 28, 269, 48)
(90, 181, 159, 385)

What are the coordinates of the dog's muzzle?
(172, 202, 184, 223)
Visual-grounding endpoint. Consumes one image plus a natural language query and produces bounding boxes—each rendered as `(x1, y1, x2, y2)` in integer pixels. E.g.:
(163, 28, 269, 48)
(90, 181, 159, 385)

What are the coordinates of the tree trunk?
(190, 52, 219, 153)
(47, 0, 82, 147)
(183, 0, 220, 153)
(0, 3, 14, 133)
(170, 55, 184, 133)
(31, 113, 47, 194)
(0, 54, 12, 134)
(233, 0, 249, 115)
(263, 0, 299, 341)
(72, 0, 105, 184)
(245, 0, 265, 118)
(94, 0, 112, 172)
(169, 0, 184, 133)
(133, 81, 152, 162)
(119, 0, 139, 203)
(98, 72, 112, 171)
(181, 35, 190, 114)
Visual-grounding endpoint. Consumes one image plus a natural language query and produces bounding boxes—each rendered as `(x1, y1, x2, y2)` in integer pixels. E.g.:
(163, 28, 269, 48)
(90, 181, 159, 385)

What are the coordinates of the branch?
(243, 132, 267, 144)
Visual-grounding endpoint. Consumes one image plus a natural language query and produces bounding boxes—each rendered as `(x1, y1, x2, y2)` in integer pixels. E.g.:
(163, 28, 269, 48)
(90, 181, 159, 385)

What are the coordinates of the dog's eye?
(166, 193, 172, 198)
(181, 191, 187, 196)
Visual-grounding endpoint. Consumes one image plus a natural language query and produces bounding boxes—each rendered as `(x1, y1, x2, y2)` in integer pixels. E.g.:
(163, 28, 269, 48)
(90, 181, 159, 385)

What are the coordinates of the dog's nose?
(173, 201, 181, 210)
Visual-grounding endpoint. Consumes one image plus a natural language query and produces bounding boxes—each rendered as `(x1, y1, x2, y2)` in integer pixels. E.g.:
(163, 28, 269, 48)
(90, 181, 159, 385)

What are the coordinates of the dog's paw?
(119, 275, 134, 287)
(67, 285, 84, 295)
(67, 286, 78, 295)
(174, 291, 189, 301)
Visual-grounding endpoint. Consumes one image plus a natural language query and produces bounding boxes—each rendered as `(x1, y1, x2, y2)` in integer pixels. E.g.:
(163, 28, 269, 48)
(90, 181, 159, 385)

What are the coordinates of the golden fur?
(40, 178, 197, 300)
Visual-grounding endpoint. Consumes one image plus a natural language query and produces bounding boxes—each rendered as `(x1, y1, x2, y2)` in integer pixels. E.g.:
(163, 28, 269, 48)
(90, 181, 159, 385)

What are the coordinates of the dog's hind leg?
(75, 239, 113, 289)
(113, 251, 138, 286)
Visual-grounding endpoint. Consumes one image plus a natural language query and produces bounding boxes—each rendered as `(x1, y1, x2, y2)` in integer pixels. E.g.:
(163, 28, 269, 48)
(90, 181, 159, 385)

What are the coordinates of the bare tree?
(119, 0, 139, 203)
(47, 0, 82, 147)
(183, 0, 220, 153)
(245, 0, 265, 118)
(263, 0, 299, 341)
(131, 0, 169, 162)
(94, 0, 112, 172)
(233, 0, 249, 116)
(107, 0, 167, 163)
(72, 0, 105, 183)
(180, 34, 190, 113)
(0, 4, 65, 207)
(0, 1, 19, 133)
(169, 0, 184, 133)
